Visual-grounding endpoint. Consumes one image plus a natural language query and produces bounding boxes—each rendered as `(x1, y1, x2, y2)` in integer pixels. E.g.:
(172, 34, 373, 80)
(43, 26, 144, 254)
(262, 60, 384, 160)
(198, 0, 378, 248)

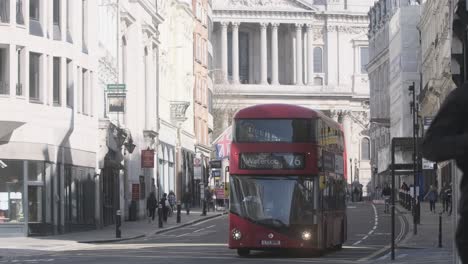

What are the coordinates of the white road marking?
(353, 203, 378, 246)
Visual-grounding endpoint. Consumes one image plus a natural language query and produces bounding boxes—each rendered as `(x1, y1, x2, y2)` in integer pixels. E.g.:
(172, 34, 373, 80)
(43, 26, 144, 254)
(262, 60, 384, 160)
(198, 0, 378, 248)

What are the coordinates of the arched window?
(313, 77, 323, 85)
(313, 47, 323, 73)
(361, 138, 370, 160)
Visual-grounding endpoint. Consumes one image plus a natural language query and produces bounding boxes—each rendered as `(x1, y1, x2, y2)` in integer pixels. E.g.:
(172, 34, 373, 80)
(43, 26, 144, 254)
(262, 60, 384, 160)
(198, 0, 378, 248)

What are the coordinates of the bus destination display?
(240, 153, 305, 170)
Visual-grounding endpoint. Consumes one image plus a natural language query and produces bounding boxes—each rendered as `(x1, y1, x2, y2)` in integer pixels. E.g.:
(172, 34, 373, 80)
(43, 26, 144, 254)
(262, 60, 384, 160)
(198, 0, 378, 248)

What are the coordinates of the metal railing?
(0, 0, 10, 23)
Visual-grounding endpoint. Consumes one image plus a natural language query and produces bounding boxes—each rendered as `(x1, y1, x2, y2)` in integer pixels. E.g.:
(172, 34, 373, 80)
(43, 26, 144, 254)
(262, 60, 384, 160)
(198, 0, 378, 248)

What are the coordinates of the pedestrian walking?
(160, 193, 169, 222)
(168, 190, 176, 216)
(146, 191, 157, 223)
(421, 84, 468, 263)
(182, 191, 192, 215)
(446, 184, 453, 215)
(440, 183, 448, 212)
(382, 184, 391, 213)
(424, 185, 438, 213)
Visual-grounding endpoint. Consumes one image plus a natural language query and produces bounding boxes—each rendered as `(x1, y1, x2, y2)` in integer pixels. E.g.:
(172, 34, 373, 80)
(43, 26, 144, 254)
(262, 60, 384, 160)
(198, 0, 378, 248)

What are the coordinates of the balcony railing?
(0, 80, 9, 95)
(0, 0, 10, 23)
(16, 0, 24, 25)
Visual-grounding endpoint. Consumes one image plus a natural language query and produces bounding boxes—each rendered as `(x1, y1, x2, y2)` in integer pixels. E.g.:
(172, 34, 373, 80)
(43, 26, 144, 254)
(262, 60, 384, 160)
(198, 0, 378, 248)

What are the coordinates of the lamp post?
(409, 82, 420, 234)
(350, 158, 353, 184)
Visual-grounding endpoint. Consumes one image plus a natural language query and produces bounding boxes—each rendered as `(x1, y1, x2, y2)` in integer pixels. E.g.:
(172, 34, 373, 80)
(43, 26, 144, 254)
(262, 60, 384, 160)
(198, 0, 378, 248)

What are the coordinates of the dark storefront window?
(64, 165, 95, 230)
(0, 160, 24, 223)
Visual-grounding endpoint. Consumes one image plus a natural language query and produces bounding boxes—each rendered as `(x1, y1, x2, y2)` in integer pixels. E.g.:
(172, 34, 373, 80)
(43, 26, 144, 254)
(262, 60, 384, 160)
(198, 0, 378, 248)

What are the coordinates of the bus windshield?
(230, 176, 318, 228)
(234, 119, 316, 143)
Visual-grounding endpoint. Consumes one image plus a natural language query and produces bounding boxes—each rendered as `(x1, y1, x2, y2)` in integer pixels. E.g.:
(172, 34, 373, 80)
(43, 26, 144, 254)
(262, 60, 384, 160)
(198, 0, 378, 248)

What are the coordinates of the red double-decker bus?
(228, 104, 347, 257)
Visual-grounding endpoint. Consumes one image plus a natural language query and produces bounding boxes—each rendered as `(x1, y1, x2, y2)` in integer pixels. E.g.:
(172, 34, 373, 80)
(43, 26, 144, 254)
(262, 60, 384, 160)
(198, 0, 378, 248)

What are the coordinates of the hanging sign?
(141, 150, 155, 168)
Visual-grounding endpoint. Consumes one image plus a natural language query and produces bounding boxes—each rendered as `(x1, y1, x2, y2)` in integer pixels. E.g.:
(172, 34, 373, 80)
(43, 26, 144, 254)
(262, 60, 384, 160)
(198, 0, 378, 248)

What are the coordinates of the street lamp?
(409, 82, 421, 234)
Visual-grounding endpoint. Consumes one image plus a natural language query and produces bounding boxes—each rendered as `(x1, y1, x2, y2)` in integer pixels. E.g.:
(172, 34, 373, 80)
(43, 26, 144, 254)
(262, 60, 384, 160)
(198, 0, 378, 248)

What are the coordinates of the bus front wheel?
(237, 249, 250, 257)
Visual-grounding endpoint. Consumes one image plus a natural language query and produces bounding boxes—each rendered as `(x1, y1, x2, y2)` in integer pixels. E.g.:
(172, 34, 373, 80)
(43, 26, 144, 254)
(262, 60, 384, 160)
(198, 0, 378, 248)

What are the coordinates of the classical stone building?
(211, 0, 373, 193)
(368, 1, 422, 191)
(158, 0, 197, 201)
(96, 0, 163, 224)
(419, 0, 457, 193)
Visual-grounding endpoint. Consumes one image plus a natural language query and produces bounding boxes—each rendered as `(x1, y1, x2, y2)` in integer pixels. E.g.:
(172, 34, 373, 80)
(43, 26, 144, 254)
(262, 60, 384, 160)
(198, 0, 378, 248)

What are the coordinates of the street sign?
(141, 150, 154, 168)
(215, 188, 225, 199)
(210, 160, 222, 169)
(107, 84, 126, 90)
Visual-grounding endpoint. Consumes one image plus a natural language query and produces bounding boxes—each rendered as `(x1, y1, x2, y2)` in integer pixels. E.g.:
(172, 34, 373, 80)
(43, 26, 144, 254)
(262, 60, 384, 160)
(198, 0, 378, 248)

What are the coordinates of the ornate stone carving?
(313, 27, 324, 41)
(226, 0, 311, 10)
(336, 25, 369, 34)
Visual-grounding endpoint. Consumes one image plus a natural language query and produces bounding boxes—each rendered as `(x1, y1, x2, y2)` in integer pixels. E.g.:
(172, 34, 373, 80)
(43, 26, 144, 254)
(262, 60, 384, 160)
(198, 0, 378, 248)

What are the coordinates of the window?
(0, 0, 10, 23)
(361, 138, 370, 160)
(313, 47, 323, 73)
(0, 48, 8, 95)
(0, 160, 24, 224)
(66, 59, 73, 108)
(313, 77, 323, 86)
(82, 69, 87, 114)
(53, 0, 60, 25)
(53, 57, 61, 105)
(122, 37, 127, 83)
(81, 0, 88, 53)
(16, 0, 24, 25)
(16, 47, 23, 96)
(29, 52, 41, 101)
(235, 119, 316, 143)
(29, 0, 39, 20)
(53, 0, 61, 40)
(29, 0, 43, 36)
(66, 0, 72, 42)
(360, 47, 369, 73)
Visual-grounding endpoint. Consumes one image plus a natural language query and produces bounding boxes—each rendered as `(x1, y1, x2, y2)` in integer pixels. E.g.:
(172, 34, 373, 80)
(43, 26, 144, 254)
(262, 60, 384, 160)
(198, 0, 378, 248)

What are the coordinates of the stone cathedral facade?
(211, 0, 374, 192)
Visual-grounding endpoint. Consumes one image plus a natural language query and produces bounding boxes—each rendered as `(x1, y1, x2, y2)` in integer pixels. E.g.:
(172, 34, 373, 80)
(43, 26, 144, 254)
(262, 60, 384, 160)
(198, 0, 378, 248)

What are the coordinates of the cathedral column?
(232, 22, 240, 84)
(295, 23, 303, 85)
(260, 22, 268, 84)
(271, 23, 279, 85)
(306, 24, 314, 85)
(221, 22, 229, 83)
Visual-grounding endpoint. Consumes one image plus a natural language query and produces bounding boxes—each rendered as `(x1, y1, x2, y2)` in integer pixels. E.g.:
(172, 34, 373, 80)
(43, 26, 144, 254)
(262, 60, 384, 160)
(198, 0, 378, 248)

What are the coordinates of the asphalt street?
(0, 202, 408, 264)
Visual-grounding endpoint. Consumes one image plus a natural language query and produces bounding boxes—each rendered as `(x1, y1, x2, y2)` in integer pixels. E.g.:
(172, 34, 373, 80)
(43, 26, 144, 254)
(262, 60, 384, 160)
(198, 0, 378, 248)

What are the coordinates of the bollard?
(116, 209, 121, 238)
(177, 202, 181, 223)
(439, 213, 443, 248)
(158, 204, 163, 228)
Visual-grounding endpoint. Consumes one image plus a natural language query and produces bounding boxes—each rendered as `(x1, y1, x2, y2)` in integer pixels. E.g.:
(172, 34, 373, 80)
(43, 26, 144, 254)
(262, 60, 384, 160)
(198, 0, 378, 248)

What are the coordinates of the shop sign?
(240, 153, 305, 170)
(209, 160, 222, 169)
(107, 93, 126, 113)
(141, 150, 154, 168)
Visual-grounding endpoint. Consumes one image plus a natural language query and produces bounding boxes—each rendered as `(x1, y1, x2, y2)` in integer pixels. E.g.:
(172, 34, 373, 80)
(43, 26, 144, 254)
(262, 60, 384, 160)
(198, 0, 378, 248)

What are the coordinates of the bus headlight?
(232, 228, 242, 240)
(302, 231, 312, 241)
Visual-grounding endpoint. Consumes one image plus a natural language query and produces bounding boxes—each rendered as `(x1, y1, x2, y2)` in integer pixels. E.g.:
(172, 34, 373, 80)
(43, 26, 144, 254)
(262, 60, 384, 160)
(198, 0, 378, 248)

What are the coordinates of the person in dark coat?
(160, 193, 168, 222)
(421, 85, 468, 263)
(146, 191, 157, 223)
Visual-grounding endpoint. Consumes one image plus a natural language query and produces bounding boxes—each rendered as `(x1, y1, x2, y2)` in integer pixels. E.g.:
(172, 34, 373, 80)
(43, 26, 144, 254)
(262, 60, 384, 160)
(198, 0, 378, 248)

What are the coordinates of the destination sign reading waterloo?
(240, 153, 305, 170)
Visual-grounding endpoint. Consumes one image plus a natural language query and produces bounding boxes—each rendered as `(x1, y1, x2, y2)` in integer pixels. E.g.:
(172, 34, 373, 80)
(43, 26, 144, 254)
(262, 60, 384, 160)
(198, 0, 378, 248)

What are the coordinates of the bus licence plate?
(261, 240, 281, 246)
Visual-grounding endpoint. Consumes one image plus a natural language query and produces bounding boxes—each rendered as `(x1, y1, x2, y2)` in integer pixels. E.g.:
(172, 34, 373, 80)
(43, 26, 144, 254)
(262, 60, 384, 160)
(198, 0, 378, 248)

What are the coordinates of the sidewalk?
(378, 201, 455, 263)
(0, 209, 225, 258)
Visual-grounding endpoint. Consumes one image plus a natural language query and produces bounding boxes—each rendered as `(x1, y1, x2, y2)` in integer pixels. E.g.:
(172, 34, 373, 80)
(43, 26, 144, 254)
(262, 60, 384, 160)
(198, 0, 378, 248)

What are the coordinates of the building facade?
(419, 0, 455, 193)
(96, 0, 163, 224)
(192, 0, 214, 204)
(158, 0, 197, 202)
(211, 0, 374, 194)
(0, 0, 99, 235)
(368, 1, 422, 191)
